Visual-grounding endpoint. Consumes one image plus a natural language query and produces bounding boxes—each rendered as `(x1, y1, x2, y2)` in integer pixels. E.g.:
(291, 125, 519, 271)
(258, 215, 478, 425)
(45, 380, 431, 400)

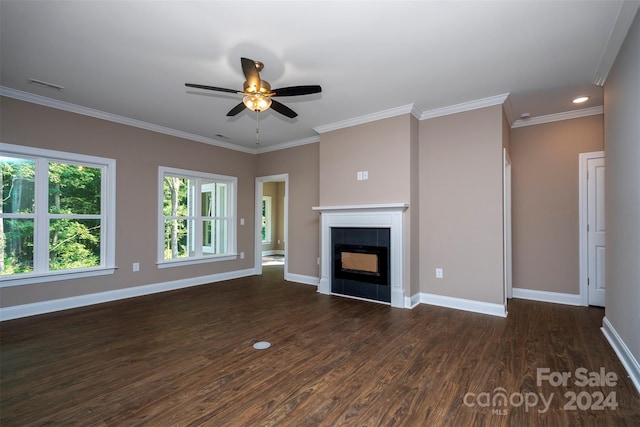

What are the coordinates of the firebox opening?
(342, 252, 378, 275)
(334, 243, 388, 285)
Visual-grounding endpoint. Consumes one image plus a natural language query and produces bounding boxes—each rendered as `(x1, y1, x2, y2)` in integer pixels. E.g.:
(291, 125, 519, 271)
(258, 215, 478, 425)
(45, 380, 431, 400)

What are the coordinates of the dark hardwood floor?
(1, 265, 639, 426)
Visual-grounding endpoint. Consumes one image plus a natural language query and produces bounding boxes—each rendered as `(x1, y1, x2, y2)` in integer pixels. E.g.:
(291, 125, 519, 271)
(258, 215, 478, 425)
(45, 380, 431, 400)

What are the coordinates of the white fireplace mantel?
(313, 203, 409, 308)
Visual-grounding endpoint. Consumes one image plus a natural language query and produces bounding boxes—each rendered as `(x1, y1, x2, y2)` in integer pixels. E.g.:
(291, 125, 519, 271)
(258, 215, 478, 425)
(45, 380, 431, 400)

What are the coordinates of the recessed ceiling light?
(572, 96, 590, 104)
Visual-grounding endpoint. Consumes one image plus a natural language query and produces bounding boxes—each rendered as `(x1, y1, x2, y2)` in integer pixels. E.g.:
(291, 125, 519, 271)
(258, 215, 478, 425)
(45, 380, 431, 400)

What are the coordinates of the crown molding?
(0, 86, 257, 154)
(255, 135, 319, 154)
(502, 94, 514, 127)
(592, 1, 640, 86)
(313, 104, 420, 134)
(419, 93, 510, 121)
(511, 106, 604, 128)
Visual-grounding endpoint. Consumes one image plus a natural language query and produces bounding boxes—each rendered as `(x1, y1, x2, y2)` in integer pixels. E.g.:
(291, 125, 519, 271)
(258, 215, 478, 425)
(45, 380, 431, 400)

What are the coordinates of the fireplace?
(313, 203, 408, 308)
(331, 227, 391, 302)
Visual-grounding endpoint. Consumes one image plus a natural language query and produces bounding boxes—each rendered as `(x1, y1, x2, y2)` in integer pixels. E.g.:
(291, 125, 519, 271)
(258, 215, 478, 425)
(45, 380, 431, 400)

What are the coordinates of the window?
(1, 143, 116, 286)
(261, 195, 272, 243)
(159, 167, 236, 267)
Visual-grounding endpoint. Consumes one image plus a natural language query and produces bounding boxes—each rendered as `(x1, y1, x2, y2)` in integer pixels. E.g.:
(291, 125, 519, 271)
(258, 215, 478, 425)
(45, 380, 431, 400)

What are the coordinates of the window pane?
(163, 176, 192, 217)
(212, 219, 228, 254)
(261, 196, 271, 242)
(164, 219, 195, 259)
(202, 220, 213, 255)
(1, 157, 35, 214)
(49, 163, 101, 214)
(1, 218, 34, 274)
(201, 187, 212, 216)
(215, 183, 228, 216)
(49, 219, 101, 270)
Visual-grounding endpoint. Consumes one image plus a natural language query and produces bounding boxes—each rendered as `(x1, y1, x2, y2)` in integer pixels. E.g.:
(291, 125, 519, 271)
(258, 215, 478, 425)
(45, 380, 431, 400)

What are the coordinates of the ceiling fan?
(185, 57, 322, 119)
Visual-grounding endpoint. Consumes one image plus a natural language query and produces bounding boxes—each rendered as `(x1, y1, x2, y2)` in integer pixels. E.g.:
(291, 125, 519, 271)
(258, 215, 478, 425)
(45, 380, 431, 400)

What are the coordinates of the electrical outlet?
(240, 218, 245, 225)
(240, 252, 245, 259)
(436, 268, 443, 279)
(133, 262, 140, 272)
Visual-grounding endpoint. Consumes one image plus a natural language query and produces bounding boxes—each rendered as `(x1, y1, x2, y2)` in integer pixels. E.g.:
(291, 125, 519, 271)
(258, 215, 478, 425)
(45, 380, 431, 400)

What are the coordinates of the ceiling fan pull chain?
(256, 111, 260, 144)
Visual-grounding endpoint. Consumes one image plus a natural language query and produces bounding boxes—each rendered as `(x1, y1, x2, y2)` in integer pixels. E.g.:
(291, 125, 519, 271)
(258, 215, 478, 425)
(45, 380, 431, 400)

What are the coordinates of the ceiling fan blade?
(226, 102, 246, 117)
(270, 99, 298, 118)
(272, 85, 322, 97)
(185, 83, 239, 94)
(241, 57, 261, 92)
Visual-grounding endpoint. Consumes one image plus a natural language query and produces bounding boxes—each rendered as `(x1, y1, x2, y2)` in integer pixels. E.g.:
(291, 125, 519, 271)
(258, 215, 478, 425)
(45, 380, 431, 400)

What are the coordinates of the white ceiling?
(1, 1, 637, 152)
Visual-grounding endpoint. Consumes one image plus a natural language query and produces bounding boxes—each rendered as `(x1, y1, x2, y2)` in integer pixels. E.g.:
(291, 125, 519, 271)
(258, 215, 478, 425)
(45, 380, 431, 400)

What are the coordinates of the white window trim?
(157, 166, 237, 268)
(0, 143, 116, 287)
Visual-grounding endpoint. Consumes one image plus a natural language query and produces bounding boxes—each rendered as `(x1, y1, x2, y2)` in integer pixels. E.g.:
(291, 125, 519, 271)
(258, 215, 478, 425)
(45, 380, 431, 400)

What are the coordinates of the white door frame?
(503, 148, 513, 308)
(254, 174, 289, 276)
(578, 151, 605, 306)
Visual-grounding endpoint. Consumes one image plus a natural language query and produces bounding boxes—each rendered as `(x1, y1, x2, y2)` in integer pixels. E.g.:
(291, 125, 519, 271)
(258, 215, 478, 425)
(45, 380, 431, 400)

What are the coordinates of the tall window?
(1, 144, 116, 286)
(261, 195, 272, 243)
(159, 167, 236, 266)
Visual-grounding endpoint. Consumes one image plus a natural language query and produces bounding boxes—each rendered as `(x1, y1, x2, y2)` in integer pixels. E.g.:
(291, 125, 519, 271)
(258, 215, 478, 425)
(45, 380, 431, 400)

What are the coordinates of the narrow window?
(261, 195, 272, 243)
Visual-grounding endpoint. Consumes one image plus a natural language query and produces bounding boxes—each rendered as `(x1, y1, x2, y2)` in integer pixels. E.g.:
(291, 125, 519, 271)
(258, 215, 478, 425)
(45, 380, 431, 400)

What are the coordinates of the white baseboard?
(601, 317, 640, 394)
(512, 288, 581, 306)
(0, 268, 255, 321)
(262, 250, 285, 256)
(419, 292, 507, 317)
(285, 272, 319, 286)
(406, 293, 421, 309)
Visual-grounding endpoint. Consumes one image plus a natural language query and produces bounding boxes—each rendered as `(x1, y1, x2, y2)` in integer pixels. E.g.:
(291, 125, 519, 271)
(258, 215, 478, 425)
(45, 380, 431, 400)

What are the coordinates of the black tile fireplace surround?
(331, 227, 391, 303)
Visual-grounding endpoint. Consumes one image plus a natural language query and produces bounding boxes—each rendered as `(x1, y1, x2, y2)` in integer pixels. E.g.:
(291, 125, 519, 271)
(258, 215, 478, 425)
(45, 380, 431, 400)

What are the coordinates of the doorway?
(255, 174, 288, 276)
(579, 152, 605, 307)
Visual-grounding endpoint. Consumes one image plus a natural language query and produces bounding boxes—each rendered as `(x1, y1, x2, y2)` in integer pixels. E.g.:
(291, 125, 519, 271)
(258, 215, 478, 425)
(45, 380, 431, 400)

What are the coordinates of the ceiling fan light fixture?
(243, 93, 272, 112)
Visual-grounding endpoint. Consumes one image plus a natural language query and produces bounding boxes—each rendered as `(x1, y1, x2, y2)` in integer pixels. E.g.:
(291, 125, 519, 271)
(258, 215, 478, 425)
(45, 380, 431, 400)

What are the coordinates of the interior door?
(587, 157, 606, 307)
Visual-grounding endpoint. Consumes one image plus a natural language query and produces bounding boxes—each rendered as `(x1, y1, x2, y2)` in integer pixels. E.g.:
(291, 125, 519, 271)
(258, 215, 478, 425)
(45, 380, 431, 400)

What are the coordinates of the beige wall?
(256, 143, 320, 279)
(0, 97, 257, 307)
(319, 115, 412, 206)
(510, 115, 604, 294)
(419, 105, 504, 304)
(319, 114, 415, 294)
(604, 12, 640, 366)
(409, 115, 420, 296)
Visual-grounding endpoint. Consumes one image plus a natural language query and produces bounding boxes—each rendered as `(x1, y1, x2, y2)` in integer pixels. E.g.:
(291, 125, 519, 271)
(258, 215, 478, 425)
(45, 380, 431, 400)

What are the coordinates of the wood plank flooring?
(1, 265, 639, 426)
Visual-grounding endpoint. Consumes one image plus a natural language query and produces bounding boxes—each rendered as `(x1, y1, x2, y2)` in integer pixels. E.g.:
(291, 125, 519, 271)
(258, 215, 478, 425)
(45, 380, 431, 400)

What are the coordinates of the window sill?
(0, 267, 116, 288)
(157, 254, 237, 269)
